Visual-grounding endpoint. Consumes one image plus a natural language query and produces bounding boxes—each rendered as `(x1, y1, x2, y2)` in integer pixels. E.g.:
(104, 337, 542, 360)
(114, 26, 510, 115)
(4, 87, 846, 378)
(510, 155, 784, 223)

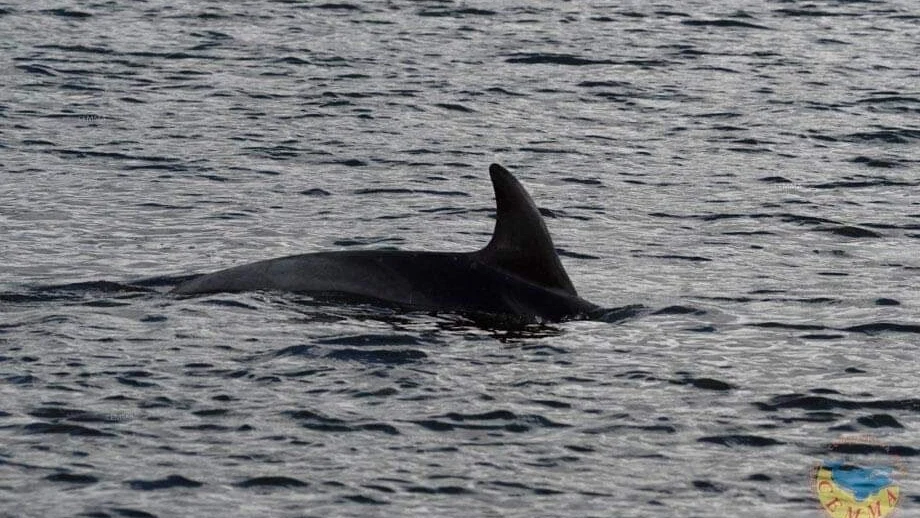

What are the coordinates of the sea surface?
(1, 1, 919, 517)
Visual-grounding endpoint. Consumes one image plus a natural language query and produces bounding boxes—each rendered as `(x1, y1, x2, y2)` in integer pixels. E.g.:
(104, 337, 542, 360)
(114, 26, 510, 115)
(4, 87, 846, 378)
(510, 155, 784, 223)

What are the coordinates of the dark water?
(2, 1, 919, 517)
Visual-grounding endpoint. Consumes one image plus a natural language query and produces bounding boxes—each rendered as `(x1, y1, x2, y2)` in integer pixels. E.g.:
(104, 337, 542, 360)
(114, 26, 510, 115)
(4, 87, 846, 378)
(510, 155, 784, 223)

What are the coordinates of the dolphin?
(172, 164, 602, 321)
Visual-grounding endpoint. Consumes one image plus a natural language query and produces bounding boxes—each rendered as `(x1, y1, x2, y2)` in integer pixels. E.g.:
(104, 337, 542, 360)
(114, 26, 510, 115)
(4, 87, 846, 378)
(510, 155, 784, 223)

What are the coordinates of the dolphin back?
(171, 164, 599, 321)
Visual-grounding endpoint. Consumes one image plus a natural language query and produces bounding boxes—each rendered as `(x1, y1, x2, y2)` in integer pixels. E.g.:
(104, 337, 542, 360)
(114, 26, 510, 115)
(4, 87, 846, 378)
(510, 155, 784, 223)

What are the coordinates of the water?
(2, 1, 919, 517)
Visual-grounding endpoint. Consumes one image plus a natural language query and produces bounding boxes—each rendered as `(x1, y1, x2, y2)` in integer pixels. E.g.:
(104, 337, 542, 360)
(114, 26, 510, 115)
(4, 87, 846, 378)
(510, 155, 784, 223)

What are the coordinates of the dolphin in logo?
(172, 164, 602, 321)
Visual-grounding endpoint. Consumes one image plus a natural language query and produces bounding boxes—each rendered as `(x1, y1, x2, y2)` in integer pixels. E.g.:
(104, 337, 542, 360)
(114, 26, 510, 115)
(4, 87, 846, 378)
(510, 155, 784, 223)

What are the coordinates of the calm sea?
(1, 1, 918, 517)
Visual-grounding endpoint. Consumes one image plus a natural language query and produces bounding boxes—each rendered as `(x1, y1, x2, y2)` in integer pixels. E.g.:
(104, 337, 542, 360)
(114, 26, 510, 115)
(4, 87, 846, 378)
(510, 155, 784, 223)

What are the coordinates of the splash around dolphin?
(172, 164, 603, 322)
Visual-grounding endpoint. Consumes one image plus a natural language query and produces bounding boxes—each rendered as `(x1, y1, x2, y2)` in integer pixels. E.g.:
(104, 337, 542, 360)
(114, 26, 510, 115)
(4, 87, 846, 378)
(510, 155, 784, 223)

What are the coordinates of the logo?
(813, 434, 903, 518)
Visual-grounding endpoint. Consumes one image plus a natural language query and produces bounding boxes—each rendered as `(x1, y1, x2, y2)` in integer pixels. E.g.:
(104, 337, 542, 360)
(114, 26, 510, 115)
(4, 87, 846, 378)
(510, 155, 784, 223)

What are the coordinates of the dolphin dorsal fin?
(475, 164, 578, 296)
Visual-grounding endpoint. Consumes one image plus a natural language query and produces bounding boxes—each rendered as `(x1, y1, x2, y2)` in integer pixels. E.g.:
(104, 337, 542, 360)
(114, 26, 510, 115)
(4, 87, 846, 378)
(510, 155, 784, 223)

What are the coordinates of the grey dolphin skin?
(172, 164, 601, 321)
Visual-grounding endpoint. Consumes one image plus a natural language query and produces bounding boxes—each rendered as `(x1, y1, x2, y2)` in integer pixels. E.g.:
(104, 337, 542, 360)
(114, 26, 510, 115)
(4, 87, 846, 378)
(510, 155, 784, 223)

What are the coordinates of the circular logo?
(813, 434, 903, 518)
